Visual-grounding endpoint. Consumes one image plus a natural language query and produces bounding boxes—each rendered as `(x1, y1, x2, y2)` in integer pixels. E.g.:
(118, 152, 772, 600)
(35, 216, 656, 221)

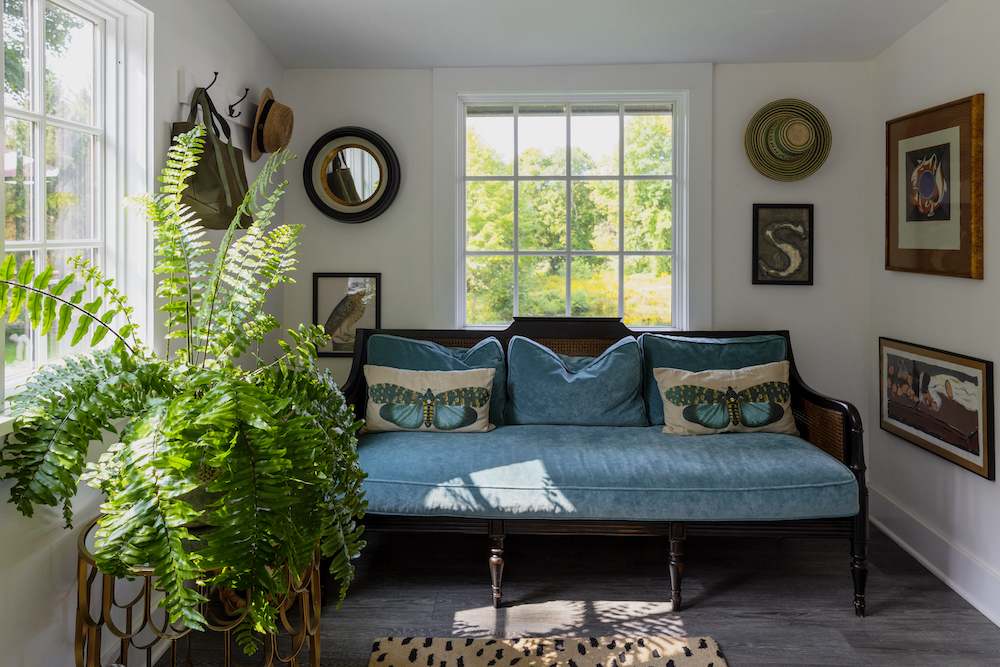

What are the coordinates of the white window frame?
(432, 64, 713, 331)
(1, 0, 153, 399)
(461, 94, 685, 328)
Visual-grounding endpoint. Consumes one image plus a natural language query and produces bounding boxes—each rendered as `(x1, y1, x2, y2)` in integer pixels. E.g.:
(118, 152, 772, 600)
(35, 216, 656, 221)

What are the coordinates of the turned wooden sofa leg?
(852, 513, 869, 617)
(669, 522, 686, 611)
(489, 519, 505, 608)
(852, 462, 870, 617)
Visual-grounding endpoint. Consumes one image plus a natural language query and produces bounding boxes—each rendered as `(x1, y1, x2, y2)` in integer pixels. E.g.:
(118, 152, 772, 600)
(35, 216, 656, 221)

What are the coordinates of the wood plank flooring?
(162, 524, 1000, 667)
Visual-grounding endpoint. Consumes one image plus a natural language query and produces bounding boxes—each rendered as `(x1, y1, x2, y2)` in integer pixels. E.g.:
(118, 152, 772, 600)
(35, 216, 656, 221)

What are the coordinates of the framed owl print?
(313, 273, 381, 357)
(885, 94, 984, 279)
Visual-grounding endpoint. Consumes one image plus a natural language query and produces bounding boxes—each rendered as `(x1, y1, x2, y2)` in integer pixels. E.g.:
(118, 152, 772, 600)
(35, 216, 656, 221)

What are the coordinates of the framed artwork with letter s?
(885, 94, 984, 279)
(752, 204, 813, 285)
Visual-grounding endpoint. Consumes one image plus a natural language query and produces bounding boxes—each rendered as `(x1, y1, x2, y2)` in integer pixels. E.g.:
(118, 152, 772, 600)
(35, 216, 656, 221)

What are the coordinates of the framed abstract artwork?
(312, 273, 381, 357)
(885, 94, 984, 279)
(879, 337, 994, 480)
(752, 204, 813, 285)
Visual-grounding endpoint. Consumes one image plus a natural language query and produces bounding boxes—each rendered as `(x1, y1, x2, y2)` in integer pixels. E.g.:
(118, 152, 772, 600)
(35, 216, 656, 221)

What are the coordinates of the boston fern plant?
(0, 126, 367, 653)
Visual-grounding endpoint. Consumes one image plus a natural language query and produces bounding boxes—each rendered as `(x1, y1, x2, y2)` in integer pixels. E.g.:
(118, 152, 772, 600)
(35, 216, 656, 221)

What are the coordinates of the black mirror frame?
(303, 126, 401, 223)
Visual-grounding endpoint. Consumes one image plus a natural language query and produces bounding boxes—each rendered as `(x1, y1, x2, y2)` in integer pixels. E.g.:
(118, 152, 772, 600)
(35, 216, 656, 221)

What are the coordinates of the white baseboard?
(870, 484, 1000, 628)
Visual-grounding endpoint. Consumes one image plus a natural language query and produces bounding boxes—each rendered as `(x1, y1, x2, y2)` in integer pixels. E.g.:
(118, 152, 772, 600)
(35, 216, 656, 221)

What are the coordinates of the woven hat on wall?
(745, 98, 831, 181)
(250, 88, 294, 162)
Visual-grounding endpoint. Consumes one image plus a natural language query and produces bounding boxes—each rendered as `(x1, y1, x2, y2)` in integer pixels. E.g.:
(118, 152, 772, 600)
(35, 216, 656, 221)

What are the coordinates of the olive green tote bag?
(170, 87, 251, 229)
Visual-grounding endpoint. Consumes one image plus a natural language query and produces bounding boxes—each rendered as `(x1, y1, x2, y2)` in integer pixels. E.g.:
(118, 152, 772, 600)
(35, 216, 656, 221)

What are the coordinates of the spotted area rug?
(368, 637, 728, 667)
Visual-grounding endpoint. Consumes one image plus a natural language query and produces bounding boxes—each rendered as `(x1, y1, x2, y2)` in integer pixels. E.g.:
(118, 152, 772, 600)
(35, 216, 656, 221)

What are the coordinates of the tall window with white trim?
(463, 99, 678, 327)
(4, 0, 149, 394)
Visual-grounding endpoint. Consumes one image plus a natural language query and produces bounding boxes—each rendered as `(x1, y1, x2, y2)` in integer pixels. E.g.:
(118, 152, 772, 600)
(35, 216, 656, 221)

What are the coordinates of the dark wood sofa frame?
(342, 317, 870, 616)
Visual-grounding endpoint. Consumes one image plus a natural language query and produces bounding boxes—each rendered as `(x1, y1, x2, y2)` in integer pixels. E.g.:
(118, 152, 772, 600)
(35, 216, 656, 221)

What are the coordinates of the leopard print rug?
(368, 637, 728, 667)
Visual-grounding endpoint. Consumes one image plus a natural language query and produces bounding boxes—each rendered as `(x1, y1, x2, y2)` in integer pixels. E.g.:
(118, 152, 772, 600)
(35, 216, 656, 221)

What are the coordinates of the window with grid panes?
(463, 100, 677, 327)
(3, 0, 148, 394)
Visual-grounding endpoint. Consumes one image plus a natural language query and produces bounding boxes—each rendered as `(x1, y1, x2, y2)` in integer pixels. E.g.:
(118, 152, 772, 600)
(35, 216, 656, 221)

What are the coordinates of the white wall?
(0, 1, 285, 664)
(283, 69, 435, 382)
(713, 63, 872, 415)
(868, 0, 1000, 626)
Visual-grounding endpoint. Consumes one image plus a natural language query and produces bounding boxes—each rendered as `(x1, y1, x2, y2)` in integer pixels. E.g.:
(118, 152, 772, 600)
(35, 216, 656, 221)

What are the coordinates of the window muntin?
(463, 100, 675, 327)
(4, 0, 105, 389)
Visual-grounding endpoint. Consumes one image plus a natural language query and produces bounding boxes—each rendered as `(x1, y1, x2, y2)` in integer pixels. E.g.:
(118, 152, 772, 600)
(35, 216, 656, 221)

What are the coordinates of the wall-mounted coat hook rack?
(229, 88, 250, 118)
(178, 70, 254, 128)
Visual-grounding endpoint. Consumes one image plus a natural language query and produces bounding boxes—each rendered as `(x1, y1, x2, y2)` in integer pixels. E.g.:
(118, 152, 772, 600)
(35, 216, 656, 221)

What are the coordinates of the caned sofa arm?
(789, 371, 865, 472)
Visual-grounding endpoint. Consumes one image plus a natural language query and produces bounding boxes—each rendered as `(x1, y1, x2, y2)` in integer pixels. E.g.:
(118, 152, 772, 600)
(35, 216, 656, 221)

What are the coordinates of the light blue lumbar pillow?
(638, 333, 788, 426)
(505, 335, 647, 427)
(367, 334, 507, 426)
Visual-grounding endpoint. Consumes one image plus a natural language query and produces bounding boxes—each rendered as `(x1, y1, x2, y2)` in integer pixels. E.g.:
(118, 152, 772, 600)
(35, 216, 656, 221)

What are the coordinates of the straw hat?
(250, 88, 294, 162)
(745, 99, 831, 181)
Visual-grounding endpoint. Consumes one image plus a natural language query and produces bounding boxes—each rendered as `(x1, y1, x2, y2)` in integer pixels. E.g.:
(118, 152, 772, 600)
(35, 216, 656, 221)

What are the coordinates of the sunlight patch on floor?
(452, 600, 684, 637)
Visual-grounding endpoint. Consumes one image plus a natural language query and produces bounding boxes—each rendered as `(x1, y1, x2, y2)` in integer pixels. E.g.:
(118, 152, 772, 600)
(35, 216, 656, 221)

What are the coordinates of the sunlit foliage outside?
(465, 104, 674, 327)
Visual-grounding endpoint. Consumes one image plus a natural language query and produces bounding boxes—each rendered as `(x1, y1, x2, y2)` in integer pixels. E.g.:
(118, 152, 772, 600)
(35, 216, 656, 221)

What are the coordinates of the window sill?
(0, 414, 15, 438)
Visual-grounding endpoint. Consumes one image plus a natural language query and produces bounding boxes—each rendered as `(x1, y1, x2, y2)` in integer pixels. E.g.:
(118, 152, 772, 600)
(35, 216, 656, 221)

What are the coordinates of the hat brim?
(745, 99, 832, 181)
(250, 87, 274, 162)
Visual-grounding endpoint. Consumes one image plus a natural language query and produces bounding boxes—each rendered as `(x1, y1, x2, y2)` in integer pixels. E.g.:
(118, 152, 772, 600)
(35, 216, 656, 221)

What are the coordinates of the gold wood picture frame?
(885, 94, 984, 279)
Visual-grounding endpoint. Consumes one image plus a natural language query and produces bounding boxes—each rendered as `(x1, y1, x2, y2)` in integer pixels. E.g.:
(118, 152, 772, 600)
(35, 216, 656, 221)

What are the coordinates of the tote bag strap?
(186, 88, 247, 209)
(199, 89, 248, 202)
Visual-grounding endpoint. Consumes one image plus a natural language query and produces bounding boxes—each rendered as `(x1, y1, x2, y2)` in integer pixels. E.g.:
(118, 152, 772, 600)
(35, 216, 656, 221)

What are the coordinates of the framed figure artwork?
(879, 337, 994, 480)
(885, 94, 984, 279)
(752, 204, 813, 285)
(313, 273, 381, 357)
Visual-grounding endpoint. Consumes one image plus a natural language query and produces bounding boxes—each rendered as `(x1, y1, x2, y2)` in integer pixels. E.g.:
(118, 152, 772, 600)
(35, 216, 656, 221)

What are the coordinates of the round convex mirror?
(324, 146, 382, 205)
(304, 127, 400, 223)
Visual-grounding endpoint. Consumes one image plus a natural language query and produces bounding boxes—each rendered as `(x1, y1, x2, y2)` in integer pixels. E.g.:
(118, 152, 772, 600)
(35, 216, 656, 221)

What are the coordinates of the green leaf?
(40, 296, 58, 335)
(8, 285, 27, 323)
(33, 263, 53, 290)
(56, 303, 73, 339)
(0, 254, 17, 281)
(51, 273, 76, 296)
(16, 257, 34, 285)
(71, 316, 93, 346)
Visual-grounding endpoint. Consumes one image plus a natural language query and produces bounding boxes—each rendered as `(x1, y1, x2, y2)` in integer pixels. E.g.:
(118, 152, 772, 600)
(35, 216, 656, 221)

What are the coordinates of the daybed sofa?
(342, 317, 869, 615)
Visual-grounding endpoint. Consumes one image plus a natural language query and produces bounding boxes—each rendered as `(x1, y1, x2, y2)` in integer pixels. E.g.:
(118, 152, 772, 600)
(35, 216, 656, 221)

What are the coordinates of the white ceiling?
(226, 0, 951, 70)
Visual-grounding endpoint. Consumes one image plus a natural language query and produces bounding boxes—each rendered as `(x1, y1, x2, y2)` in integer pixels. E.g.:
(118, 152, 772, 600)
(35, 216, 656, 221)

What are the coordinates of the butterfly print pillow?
(653, 361, 799, 436)
(364, 365, 495, 433)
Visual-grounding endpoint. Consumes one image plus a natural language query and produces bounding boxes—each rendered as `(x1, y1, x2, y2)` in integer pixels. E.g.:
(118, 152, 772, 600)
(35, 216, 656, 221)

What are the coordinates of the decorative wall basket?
(745, 99, 832, 181)
(303, 126, 401, 223)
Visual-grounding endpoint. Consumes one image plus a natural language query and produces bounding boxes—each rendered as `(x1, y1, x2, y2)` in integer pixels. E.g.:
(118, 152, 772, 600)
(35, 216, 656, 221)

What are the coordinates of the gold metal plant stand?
(76, 516, 321, 667)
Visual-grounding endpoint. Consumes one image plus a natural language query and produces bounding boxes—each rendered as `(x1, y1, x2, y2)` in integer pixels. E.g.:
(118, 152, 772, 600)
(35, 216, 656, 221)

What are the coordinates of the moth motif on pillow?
(654, 361, 799, 436)
(371, 383, 490, 431)
(364, 365, 496, 433)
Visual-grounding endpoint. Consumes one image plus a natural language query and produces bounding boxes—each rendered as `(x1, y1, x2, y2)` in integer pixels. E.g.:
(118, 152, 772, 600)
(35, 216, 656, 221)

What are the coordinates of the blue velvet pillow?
(638, 333, 788, 425)
(367, 334, 507, 426)
(505, 336, 647, 426)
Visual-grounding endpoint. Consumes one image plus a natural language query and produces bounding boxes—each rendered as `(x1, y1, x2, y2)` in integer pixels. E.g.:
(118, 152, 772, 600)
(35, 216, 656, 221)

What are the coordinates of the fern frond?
(0, 255, 139, 356)
(254, 326, 367, 605)
(197, 150, 293, 364)
(90, 401, 208, 629)
(2, 350, 153, 525)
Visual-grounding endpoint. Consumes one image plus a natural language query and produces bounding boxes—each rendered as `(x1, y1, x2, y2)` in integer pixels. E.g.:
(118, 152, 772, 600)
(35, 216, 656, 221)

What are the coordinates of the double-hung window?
(462, 97, 680, 328)
(3, 0, 151, 396)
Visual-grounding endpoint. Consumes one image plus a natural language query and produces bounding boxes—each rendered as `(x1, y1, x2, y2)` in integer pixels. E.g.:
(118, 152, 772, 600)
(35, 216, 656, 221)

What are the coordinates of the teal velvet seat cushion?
(357, 426, 858, 522)
(505, 336, 647, 427)
(367, 334, 507, 426)
(639, 333, 788, 425)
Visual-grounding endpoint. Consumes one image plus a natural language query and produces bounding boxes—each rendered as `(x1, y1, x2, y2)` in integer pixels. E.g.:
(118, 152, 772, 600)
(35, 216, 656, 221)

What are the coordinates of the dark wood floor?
(164, 524, 1000, 667)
